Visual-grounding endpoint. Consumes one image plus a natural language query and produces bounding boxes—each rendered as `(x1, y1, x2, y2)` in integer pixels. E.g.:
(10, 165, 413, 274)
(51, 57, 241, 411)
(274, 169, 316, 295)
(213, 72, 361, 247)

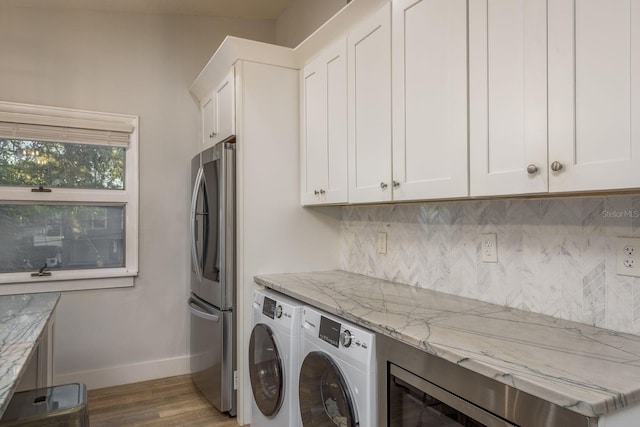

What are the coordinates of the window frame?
(0, 101, 138, 294)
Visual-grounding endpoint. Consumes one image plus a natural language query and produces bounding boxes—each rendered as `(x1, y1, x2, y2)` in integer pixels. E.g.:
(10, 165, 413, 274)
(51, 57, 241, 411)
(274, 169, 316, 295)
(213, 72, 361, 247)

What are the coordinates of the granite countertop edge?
(0, 292, 61, 417)
(255, 270, 640, 419)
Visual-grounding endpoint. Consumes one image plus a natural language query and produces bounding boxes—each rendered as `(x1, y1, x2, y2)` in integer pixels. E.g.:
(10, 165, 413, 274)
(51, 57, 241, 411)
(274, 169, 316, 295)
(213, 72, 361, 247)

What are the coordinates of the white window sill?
(0, 269, 137, 295)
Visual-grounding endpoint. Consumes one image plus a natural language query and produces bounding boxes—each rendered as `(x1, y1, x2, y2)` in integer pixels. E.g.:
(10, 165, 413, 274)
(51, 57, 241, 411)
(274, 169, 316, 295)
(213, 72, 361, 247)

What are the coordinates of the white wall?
(0, 5, 276, 389)
(276, 0, 348, 47)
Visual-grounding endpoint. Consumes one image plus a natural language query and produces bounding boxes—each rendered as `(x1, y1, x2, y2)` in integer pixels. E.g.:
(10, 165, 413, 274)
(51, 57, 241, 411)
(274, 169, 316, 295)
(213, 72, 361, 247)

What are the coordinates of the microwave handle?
(190, 166, 204, 283)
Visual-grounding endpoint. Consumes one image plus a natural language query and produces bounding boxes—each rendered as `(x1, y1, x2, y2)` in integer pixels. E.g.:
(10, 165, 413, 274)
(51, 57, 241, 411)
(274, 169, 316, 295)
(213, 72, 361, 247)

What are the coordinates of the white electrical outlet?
(377, 232, 387, 254)
(617, 237, 640, 277)
(481, 233, 498, 263)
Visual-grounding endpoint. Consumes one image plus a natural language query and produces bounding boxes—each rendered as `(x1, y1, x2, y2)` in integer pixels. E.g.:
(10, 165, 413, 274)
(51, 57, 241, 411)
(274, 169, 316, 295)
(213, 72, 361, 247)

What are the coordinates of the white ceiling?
(0, 0, 294, 19)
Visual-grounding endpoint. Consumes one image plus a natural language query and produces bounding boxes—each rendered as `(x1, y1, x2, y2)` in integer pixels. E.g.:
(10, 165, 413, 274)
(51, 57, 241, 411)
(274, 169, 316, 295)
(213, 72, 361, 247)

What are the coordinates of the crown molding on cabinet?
(292, 0, 388, 66)
(190, 0, 390, 101)
(189, 36, 297, 103)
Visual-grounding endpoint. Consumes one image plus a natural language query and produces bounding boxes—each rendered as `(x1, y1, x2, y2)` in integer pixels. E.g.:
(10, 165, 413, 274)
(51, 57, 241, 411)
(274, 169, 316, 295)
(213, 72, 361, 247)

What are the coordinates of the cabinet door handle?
(380, 182, 388, 190)
(526, 164, 538, 175)
(319, 189, 326, 195)
(209, 132, 217, 138)
(550, 161, 563, 172)
(392, 180, 400, 189)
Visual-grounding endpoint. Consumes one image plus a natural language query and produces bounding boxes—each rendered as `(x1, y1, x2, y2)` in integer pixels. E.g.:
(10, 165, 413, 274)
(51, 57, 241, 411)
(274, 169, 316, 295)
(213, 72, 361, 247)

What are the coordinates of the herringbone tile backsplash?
(340, 195, 640, 335)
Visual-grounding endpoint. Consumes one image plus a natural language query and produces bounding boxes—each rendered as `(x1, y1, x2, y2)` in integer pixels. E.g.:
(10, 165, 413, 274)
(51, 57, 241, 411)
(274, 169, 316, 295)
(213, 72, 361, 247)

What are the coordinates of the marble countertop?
(255, 270, 640, 418)
(0, 293, 60, 416)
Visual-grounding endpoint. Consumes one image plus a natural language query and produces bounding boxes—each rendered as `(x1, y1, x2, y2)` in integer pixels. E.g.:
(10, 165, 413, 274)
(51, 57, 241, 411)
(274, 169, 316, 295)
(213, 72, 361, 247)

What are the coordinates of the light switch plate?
(617, 237, 640, 277)
(377, 232, 387, 254)
(481, 233, 498, 263)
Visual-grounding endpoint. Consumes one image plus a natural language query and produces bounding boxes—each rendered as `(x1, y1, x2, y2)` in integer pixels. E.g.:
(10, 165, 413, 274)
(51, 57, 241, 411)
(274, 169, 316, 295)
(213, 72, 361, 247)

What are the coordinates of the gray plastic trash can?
(0, 383, 89, 427)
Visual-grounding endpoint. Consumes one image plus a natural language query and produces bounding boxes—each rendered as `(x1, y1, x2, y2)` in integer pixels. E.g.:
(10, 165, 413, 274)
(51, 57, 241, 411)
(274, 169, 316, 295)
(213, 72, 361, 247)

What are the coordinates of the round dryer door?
(299, 351, 357, 427)
(249, 324, 284, 417)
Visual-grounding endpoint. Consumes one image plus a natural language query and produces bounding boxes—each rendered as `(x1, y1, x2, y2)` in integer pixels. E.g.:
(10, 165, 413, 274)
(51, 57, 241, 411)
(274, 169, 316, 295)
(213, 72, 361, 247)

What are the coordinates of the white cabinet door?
(214, 69, 235, 143)
(202, 69, 235, 147)
(348, 4, 392, 203)
(201, 93, 216, 146)
(548, 0, 640, 192)
(469, 0, 548, 196)
(392, 0, 468, 201)
(301, 39, 348, 205)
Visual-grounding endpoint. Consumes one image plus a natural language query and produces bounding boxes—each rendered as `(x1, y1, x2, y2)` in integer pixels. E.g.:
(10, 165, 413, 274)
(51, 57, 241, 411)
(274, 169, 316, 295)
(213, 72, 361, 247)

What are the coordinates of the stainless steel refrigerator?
(188, 136, 236, 416)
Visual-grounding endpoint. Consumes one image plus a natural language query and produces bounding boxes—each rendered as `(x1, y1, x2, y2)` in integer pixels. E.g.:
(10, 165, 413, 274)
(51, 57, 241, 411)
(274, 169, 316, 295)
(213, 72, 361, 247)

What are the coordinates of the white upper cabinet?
(301, 39, 348, 205)
(201, 94, 216, 146)
(347, 0, 467, 204)
(471, 0, 639, 196)
(392, 0, 468, 201)
(548, 0, 640, 192)
(215, 70, 235, 142)
(202, 69, 235, 147)
(469, 0, 548, 197)
(348, 4, 393, 203)
(300, 0, 639, 204)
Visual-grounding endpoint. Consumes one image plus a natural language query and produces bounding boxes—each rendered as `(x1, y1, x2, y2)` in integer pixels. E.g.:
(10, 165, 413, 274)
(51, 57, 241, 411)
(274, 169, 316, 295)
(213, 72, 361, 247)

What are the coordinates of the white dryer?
(298, 306, 376, 427)
(249, 288, 304, 427)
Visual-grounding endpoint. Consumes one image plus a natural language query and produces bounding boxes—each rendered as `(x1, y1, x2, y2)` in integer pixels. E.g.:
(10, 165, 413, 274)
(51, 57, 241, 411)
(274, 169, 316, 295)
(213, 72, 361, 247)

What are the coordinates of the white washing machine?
(298, 306, 376, 427)
(249, 288, 304, 427)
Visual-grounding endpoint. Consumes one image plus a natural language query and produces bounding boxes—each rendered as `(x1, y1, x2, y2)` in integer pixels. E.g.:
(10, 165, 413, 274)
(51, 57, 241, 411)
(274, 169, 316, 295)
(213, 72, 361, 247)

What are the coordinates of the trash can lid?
(1, 383, 87, 422)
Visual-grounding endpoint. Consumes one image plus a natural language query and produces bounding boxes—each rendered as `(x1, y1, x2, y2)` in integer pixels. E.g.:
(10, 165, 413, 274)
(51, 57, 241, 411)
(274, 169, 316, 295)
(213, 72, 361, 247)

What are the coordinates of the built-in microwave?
(388, 363, 514, 426)
(376, 334, 595, 427)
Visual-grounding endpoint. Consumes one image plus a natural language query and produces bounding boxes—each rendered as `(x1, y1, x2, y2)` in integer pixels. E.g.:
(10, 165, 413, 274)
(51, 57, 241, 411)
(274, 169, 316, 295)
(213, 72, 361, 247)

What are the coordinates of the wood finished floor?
(87, 374, 245, 427)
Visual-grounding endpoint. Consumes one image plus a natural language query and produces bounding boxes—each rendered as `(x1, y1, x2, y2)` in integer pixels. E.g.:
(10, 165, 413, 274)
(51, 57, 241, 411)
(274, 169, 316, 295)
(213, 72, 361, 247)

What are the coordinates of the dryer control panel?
(318, 316, 372, 351)
(303, 307, 375, 369)
(318, 315, 341, 347)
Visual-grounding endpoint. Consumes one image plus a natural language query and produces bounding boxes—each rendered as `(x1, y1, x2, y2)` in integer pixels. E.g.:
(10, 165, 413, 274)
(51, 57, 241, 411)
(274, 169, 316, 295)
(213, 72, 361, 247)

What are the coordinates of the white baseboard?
(54, 355, 191, 390)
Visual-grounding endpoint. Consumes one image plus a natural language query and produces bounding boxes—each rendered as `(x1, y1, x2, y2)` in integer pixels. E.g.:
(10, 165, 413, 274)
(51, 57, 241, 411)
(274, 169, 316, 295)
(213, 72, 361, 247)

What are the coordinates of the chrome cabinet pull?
(526, 164, 538, 175)
(392, 180, 400, 188)
(380, 182, 388, 190)
(550, 161, 563, 172)
(209, 131, 217, 138)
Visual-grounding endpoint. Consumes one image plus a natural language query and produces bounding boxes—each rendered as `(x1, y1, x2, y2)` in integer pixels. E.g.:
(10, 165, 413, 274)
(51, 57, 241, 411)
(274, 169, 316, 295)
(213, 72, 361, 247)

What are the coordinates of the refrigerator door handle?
(188, 299, 221, 322)
(190, 166, 204, 283)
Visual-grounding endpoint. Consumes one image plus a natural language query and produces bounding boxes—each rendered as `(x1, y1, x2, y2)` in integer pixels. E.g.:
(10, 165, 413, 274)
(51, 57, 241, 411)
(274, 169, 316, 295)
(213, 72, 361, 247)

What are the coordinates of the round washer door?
(299, 351, 357, 427)
(249, 324, 284, 417)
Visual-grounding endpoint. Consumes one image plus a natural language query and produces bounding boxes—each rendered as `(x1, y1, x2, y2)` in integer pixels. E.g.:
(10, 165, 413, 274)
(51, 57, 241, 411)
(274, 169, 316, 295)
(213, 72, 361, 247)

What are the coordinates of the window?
(0, 101, 138, 293)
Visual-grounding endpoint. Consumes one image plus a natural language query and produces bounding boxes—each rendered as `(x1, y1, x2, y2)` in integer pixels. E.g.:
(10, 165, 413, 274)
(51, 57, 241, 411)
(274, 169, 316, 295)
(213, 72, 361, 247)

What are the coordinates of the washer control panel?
(262, 296, 277, 319)
(253, 291, 298, 328)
